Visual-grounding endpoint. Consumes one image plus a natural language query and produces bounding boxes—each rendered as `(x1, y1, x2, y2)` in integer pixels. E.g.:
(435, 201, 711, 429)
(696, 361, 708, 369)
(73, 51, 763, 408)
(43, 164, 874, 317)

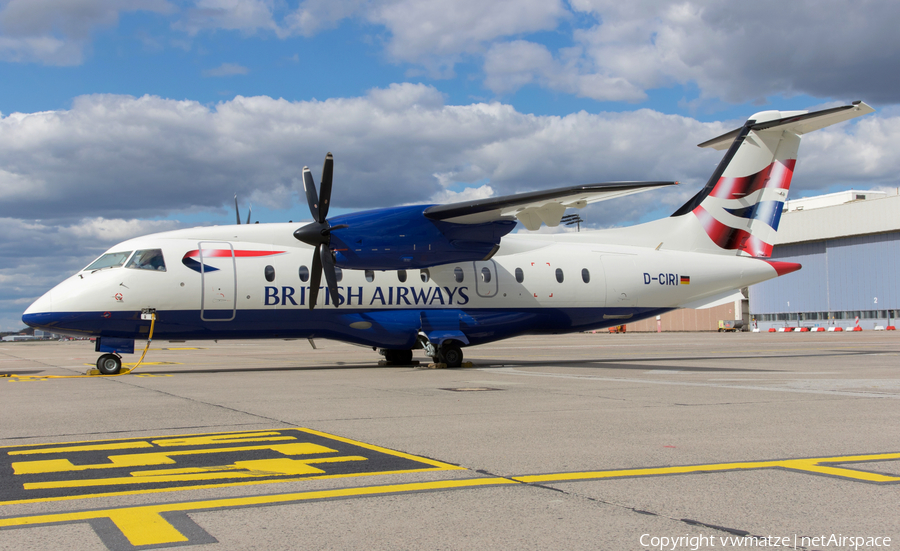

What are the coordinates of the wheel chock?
(419, 361, 475, 369)
(86, 368, 101, 376)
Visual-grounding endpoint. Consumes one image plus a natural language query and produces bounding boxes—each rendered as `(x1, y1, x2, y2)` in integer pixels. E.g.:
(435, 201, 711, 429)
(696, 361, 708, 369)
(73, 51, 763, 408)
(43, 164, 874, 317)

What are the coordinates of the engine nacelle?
(327, 205, 516, 270)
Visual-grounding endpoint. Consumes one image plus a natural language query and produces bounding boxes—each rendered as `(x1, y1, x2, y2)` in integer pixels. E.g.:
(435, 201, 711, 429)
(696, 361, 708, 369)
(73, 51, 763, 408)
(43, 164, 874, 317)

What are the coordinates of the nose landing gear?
(96, 353, 122, 375)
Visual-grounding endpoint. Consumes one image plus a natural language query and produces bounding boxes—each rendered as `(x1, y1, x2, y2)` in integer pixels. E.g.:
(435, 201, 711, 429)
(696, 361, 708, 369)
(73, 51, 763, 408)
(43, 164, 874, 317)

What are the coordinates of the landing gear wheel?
(96, 354, 122, 375)
(383, 349, 414, 365)
(438, 342, 463, 368)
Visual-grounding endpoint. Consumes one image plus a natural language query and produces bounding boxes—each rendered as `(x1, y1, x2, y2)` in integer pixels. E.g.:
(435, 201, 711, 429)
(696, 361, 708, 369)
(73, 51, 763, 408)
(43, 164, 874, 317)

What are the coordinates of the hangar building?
(748, 190, 899, 331)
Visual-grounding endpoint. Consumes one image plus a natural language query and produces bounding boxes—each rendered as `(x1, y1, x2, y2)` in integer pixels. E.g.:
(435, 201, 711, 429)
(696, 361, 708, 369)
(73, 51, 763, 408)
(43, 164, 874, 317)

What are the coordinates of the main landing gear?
(418, 337, 464, 368)
(96, 353, 123, 375)
(435, 341, 463, 368)
(380, 337, 466, 368)
(382, 349, 414, 365)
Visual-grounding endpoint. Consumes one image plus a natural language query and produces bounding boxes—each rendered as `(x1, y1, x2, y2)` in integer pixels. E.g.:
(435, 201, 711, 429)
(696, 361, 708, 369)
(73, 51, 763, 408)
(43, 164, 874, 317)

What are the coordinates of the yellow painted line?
(0, 466, 458, 507)
(514, 452, 900, 484)
(0, 477, 514, 547)
(9, 441, 155, 456)
(150, 431, 296, 447)
(0, 428, 302, 451)
(298, 427, 464, 470)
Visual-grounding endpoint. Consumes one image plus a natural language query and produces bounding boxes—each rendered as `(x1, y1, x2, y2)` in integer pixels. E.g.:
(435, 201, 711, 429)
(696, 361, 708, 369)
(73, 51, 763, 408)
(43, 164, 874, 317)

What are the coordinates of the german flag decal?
(680, 275, 690, 285)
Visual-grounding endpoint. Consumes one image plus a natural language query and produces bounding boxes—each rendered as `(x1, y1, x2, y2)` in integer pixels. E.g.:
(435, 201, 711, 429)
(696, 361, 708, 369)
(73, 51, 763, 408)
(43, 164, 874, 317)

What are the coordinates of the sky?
(2, 0, 900, 330)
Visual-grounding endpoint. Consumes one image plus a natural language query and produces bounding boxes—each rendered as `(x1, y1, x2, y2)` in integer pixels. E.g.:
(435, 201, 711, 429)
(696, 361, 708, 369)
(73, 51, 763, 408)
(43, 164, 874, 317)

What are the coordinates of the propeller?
(234, 195, 252, 224)
(293, 153, 346, 309)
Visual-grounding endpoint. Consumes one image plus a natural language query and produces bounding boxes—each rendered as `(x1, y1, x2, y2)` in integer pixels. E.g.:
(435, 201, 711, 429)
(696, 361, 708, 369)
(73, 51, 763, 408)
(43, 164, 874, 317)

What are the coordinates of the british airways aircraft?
(23, 102, 873, 373)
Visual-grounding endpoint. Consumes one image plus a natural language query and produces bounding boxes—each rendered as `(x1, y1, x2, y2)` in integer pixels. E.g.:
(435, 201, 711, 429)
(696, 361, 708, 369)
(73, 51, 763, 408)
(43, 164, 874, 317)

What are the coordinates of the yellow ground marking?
(0, 428, 465, 506)
(25, 456, 370, 489)
(7, 431, 291, 458)
(13, 442, 335, 474)
(513, 452, 900, 484)
(0, 477, 512, 547)
(159, 347, 205, 350)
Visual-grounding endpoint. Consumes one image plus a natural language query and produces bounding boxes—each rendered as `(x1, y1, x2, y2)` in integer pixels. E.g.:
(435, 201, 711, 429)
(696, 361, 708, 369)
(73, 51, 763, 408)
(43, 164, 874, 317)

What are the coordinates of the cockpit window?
(84, 251, 133, 271)
(126, 249, 167, 271)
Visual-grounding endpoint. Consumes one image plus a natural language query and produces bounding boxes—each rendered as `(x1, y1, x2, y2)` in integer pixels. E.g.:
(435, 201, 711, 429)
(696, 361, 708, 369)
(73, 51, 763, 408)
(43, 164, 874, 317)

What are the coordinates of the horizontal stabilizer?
(424, 181, 676, 229)
(699, 102, 874, 150)
(680, 289, 743, 310)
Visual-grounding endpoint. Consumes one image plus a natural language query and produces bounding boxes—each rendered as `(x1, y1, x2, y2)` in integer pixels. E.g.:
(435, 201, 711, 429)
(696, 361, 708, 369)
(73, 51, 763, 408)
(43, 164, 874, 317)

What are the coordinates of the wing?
(423, 181, 677, 230)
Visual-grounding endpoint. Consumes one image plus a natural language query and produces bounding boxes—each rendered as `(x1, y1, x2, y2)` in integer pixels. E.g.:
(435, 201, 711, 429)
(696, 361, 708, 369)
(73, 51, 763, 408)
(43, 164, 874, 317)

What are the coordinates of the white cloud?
(367, 0, 566, 72)
(426, 184, 494, 205)
(2, 87, 892, 227)
(483, 40, 646, 102)
(565, 0, 900, 105)
(174, 0, 279, 36)
(0, 0, 173, 65)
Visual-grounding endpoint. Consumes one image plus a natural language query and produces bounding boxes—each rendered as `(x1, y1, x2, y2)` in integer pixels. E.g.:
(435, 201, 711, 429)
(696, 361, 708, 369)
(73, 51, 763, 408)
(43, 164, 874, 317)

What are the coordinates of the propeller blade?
(234, 194, 241, 225)
(318, 153, 333, 222)
(319, 243, 340, 307)
(246, 204, 252, 225)
(308, 245, 322, 310)
(302, 167, 319, 222)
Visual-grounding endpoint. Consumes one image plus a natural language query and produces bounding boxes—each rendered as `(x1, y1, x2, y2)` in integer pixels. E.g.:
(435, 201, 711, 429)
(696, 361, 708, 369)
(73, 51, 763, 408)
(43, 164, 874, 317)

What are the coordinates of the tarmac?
(1, 331, 898, 550)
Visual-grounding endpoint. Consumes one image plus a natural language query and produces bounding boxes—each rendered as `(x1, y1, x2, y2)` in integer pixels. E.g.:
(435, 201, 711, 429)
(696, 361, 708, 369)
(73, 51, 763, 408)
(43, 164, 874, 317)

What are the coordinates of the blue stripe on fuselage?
(23, 306, 673, 350)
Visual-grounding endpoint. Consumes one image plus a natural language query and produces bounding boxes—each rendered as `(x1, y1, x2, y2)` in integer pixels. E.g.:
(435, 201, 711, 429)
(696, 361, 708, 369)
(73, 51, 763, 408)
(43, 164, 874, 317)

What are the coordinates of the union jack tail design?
(669, 102, 873, 257)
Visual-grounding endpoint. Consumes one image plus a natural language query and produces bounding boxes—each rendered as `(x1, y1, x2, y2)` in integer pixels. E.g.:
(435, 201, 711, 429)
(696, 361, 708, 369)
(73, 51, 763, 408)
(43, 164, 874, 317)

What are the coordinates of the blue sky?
(2, 0, 900, 330)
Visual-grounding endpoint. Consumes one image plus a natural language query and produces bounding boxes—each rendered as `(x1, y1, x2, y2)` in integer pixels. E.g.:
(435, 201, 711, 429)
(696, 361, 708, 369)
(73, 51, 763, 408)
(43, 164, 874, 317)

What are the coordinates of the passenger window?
(398, 269, 407, 283)
(335, 267, 343, 282)
(299, 265, 309, 282)
(555, 268, 564, 283)
(481, 267, 492, 283)
(582, 268, 590, 283)
(265, 265, 275, 282)
(125, 249, 166, 271)
(454, 267, 464, 283)
(85, 251, 133, 271)
(365, 269, 375, 282)
(420, 269, 430, 283)
(515, 267, 524, 283)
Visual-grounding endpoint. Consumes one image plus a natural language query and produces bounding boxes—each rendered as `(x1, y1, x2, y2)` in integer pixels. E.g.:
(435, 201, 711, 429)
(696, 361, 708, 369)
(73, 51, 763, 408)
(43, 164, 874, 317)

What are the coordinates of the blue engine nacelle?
(326, 205, 516, 270)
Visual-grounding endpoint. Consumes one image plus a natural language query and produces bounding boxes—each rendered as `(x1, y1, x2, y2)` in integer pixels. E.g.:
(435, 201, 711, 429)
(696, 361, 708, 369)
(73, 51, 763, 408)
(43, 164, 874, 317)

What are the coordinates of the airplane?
(22, 102, 874, 374)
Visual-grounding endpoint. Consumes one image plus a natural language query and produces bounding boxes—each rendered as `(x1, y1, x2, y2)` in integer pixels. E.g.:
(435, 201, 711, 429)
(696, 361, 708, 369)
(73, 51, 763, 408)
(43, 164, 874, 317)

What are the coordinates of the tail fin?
(671, 102, 874, 257)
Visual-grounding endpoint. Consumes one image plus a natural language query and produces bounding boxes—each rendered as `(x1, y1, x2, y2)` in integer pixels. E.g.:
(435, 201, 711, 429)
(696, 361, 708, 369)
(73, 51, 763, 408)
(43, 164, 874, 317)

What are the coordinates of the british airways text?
(264, 286, 470, 306)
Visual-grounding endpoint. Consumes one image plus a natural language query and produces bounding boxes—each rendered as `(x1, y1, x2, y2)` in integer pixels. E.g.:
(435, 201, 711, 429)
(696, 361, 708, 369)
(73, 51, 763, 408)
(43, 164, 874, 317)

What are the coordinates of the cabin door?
(199, 241, 237, 321)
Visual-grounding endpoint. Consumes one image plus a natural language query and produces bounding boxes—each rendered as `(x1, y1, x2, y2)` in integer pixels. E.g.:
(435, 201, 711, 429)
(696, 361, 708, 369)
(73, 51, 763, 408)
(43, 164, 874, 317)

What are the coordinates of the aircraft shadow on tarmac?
(102, 348, 882, 376)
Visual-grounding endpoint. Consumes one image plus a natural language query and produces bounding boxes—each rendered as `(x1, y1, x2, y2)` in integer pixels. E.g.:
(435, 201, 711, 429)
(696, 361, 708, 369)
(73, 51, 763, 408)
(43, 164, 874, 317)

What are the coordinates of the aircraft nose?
(22, 289, 54, 328)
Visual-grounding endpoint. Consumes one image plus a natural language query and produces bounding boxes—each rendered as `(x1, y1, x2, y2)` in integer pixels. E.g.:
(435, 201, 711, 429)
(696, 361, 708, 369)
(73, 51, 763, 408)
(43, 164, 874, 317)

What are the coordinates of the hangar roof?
(776, 192, 900, 245)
